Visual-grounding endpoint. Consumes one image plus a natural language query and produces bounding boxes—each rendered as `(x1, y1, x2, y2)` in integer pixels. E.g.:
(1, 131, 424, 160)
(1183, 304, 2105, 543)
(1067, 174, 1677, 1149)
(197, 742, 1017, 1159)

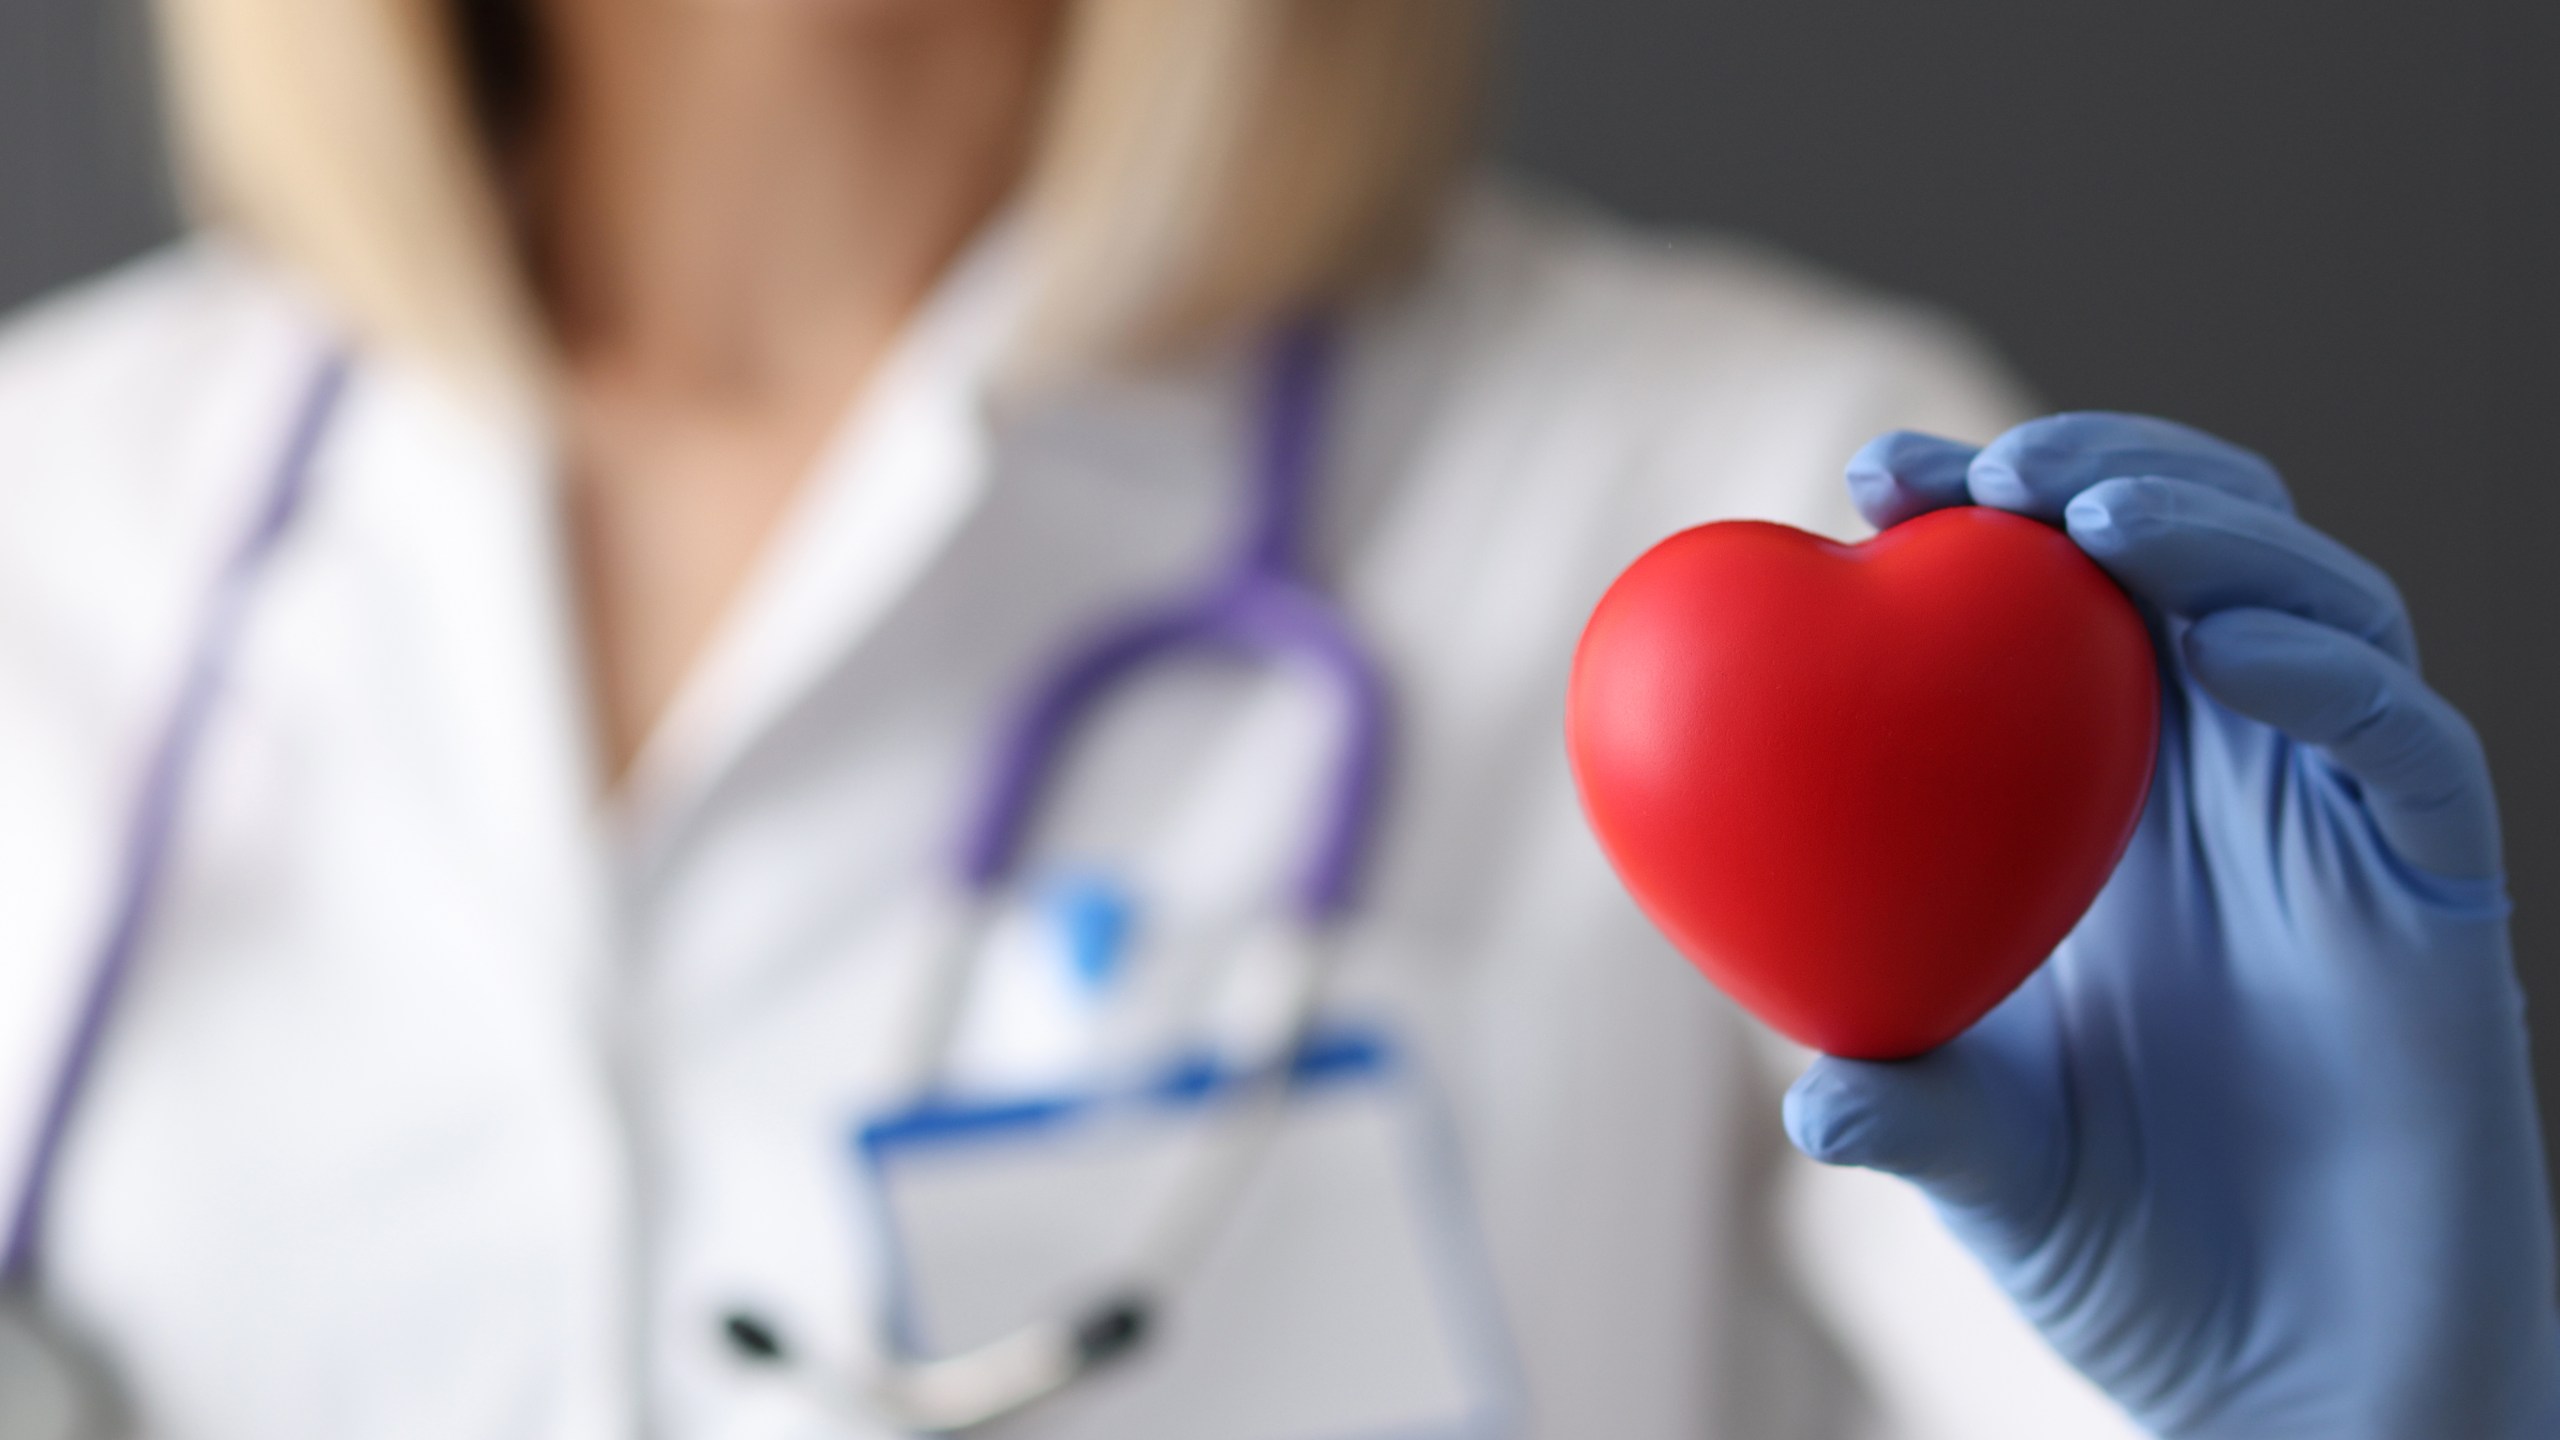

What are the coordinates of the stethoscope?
(0, 320, 1389, 1438)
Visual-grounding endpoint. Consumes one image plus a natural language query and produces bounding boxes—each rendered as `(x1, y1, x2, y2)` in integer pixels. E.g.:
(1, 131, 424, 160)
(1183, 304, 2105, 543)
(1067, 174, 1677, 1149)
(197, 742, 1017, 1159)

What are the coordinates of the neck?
(519, 2, 1064, 784)
(528, 2, 1060, 404)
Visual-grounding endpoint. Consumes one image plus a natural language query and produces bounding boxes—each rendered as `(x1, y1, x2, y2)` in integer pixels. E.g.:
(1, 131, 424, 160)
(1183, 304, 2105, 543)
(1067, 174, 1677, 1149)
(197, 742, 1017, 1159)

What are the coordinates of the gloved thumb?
(1782, 985, 2069, 1252)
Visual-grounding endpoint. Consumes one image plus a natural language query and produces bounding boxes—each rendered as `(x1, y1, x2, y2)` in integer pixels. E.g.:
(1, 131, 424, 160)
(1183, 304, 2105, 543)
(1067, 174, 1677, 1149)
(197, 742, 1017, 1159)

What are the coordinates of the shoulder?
(1381, 178, 2035, 542)
(0, 236, 330, 594)
(0, 240, 335, 633)
(0, 238, 319, 491)
(1435, 177, 2029, 429)
(0, 240, 248, 407)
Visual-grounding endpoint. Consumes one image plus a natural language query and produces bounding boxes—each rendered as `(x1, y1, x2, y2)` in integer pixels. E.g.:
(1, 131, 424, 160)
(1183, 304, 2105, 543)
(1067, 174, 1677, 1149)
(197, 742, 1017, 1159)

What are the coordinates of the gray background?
(5, 4, 2558, 1152)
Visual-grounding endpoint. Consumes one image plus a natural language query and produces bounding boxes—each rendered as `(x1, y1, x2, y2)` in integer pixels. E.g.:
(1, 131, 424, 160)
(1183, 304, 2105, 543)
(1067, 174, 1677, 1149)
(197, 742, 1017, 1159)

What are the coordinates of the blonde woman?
(1, 2, 2552, 1437)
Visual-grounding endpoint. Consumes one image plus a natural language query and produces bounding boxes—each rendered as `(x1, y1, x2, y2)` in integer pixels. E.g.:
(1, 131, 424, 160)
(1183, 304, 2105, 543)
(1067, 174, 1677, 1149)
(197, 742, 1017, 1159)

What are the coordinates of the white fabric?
(0, 181, 2146, 1439)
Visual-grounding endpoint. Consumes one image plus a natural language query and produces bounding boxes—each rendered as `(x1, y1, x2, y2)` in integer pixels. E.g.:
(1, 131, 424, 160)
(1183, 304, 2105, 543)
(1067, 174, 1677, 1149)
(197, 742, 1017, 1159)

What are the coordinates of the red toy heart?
(1566, 508, 2158, 1060)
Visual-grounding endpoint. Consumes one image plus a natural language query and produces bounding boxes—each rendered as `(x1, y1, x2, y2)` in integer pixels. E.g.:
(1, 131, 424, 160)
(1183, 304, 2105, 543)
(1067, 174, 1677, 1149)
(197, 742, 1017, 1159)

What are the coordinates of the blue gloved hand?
(1785, 413, 2560, 1438)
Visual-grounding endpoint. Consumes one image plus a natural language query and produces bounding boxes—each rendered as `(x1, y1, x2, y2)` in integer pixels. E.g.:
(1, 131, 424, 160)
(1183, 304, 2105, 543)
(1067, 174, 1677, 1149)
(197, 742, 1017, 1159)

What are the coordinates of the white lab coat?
(0, 182, 2146, 1439)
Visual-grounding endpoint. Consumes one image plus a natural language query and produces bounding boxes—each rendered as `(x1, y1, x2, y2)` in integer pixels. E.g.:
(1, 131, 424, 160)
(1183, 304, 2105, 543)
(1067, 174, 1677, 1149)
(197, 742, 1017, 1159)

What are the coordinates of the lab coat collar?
(612, 217, 1037, 850)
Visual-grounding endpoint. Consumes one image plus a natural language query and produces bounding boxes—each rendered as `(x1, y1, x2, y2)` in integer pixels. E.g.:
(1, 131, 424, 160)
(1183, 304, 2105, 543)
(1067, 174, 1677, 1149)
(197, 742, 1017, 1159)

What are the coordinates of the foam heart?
(1566, 508, 2158, 1059)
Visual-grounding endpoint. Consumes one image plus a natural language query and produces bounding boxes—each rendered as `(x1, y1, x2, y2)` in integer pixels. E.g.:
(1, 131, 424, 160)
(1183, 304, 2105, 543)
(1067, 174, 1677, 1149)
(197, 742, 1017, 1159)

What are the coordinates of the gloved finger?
(2183, 607, 2500, 880)
(1846, 430, 1980, 530)
(2064, 476, 2417, 667)
(1784, 975, 2068, 1246)
(1970, 412, 2293, 522)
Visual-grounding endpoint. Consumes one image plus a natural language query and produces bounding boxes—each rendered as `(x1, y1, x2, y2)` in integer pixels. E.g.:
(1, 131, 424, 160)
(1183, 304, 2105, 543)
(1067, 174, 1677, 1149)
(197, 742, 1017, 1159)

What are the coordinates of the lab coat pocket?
(853, 1025, 1519, 1439)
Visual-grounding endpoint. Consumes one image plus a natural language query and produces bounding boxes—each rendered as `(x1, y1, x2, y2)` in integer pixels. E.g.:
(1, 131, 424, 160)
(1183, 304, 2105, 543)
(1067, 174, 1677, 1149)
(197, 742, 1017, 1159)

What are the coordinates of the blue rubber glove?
(1785, 413, 2560, 1438)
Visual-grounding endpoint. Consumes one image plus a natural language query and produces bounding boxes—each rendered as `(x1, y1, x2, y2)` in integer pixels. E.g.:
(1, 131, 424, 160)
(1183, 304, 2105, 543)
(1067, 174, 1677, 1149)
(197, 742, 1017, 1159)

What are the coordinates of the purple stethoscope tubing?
(0, 315, 1387, 1300)
(1, 353, 353, 1290)
(957, 316, 1390, 925)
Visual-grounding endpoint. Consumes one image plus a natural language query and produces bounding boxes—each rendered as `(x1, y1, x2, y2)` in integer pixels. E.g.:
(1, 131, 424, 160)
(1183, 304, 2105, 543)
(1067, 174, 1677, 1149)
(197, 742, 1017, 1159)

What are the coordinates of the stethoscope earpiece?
(721, 1309, 793, 1365)
(1071, 1292, 1151, 1366)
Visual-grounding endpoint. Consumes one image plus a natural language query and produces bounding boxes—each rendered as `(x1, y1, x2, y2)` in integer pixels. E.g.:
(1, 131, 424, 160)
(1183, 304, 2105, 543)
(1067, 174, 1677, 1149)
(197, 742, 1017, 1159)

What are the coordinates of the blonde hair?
(150, 0, 1487, 391)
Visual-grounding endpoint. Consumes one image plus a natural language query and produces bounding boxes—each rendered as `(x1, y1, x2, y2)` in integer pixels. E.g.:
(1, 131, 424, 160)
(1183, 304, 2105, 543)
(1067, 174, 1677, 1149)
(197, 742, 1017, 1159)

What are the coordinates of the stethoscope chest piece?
(0, 1291, 115, 1440)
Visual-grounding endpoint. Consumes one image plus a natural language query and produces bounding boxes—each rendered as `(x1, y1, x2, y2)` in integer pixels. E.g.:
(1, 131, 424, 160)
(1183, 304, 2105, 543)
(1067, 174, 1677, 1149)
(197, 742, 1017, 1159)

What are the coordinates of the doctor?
(0, 0, 2551, 1436)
